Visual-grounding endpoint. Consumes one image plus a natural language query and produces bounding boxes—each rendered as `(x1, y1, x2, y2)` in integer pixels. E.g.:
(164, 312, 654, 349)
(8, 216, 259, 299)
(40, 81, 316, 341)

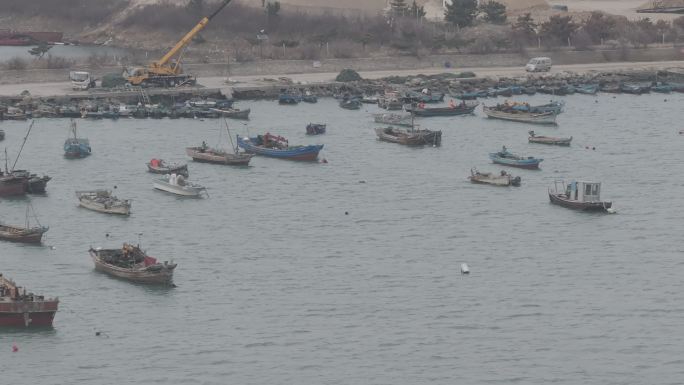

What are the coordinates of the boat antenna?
(11, 120, 34, 172)
(4, 148, 7, 174)
(137, 232, 143, 249)
(224, 118, 237, 153)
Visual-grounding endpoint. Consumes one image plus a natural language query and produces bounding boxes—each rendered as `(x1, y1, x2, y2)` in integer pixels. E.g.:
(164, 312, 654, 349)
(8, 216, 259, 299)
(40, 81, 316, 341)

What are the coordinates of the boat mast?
(224, 118, 237, 153)
(4, 148, 7, 173)
(11, 120, 35, 172)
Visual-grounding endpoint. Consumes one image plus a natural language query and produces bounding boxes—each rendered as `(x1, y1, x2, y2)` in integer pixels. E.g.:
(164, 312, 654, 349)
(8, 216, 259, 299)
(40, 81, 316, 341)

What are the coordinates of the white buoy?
(461, 263, 470, 275)
(606, 207, 617, 214)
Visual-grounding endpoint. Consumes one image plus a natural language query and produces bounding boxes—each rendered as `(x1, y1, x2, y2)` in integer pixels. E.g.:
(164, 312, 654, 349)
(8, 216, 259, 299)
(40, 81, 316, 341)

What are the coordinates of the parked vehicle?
(525, 57, 552, 72)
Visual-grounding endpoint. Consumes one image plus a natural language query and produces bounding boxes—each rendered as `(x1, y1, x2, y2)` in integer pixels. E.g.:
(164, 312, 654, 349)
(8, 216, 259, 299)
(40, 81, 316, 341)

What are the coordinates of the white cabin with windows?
(564, 181, 602, 203)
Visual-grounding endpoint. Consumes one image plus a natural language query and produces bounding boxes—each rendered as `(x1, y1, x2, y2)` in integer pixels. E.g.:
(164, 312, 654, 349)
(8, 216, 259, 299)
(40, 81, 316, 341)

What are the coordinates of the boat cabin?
(564, 181, 601, 202)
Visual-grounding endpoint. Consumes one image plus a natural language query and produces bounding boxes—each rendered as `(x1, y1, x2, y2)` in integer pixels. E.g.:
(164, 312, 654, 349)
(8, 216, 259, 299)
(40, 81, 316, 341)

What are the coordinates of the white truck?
(69, 71, 96, 90)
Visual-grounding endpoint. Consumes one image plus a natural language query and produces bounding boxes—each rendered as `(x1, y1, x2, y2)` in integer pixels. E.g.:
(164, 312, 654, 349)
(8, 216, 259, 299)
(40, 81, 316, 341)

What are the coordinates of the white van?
(525, 57, 552, 72)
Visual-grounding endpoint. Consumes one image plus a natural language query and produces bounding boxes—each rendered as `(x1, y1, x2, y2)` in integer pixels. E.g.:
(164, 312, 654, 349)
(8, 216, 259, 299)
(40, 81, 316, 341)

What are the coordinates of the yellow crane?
(124, 0, 233, 87)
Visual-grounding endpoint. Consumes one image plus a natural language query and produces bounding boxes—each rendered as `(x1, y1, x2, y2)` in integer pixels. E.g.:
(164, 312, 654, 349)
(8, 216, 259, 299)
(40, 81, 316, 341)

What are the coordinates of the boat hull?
(147, 163, 189, 176)
(406, 104, 477, 117)
(185, 147, 253, 165)
(0, 177, 27, 196)
(153, 180, 205, 197)
(528, 136, 572, 146)
(489, 154, 542, 169)
(78, 200, 131, 215)
(90, 252, 175, 285)
(548, 193, 612, 211)
(483, 107, 557, 125)
(237, 136, 323, 161)
(375, 128, 442, 146)
(0, 225, 48, 244)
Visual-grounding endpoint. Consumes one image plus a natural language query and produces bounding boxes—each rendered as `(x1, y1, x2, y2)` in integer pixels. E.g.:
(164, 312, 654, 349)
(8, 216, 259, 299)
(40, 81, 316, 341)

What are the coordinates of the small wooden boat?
(10, 170, 51, 194)
(76, 190, 132, 215)
(210, 107, 250, 120)
(468, 169, 521, 186)
(0, 274, 59, 327)
(489, 147, 543, 169)
(185, 146, 253, 165)
(483, 105, 557, 125)
(549, 180, 613, 212)
(575, 84, 599, 95)
(528, 130, 572, 146)
(306, 123, 326, 135)
(339, 99, 362, 110)
(302, 93, 318, 103)
(375, 127, 441, 146)
(360, 96, 379, 104)
(0, 204, 48, 244)
(373, 113, 413, 127)
(0, 173, 27, 197)
(64, 119, 91, 158)
(378, 94, 404, 110)
(89, 243, 176, 285)
(405, 102, 478, 117)
(600, 84, 621, 93)
(237, 134, 323, 161)
(278, 92, 300, 105)
(147, 159, 189, 177)
(153, 174, 207, 197)
(2, 107, 28, 121)
(529, 101, 564, 114)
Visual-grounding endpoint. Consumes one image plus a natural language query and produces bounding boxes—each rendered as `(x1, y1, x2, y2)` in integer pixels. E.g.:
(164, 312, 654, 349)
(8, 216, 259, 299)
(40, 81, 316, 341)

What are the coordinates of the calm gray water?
(2, 94, 684, 384)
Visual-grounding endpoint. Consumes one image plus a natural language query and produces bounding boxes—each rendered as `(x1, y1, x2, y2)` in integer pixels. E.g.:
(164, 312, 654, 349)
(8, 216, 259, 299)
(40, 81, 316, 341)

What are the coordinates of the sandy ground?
(561, 0, 682, 20)
(2, 60, 683, 98)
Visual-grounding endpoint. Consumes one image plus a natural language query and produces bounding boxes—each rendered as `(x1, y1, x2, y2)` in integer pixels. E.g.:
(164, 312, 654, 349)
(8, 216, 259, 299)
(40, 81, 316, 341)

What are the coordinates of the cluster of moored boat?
(3, 83, 624, 328)
(0, 98, 250, 121)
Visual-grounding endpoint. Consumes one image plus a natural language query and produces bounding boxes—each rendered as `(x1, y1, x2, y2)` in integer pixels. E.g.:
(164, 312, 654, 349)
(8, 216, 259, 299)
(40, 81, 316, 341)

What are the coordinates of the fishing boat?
(278, 92, 300, 105)
(302, 92, 318, 103)
(489, 146, 543, 169)
(405, 91, 445, 103)
(76, 190, 132, 215)
(468, 169, 521, 186)
(373, 113, 413, 127)
(187, 119, 254, 165)
(600, 83, 621, 93)
(651, 83, 673, 93)
(0, 204, 48, 244)
(63, 119, 91, 158)
(620, 83, 650, 94)
(375, 127, 442, 146)
(548, 180, 613, 212)
(89, 243, 176, 285)
(10, 170, 51, 194)
(2, 107, 28, 120)
(147, 159, 189, 177)
(452, 89, 487, 100)
(306, 123, 326, 135)
(483, 105, 557, 125)
(575, 84, 599, 95)
(404, 102, 478, 117)
(378, 94, 403, 110)
(0, 274, 59, 327)
(528, 131, 572, 146)
(209, 107, 250, 120)
(0, 172, 26, 197)
(153, 174, 207, 197)
(237, 134, 323, 161)
(339, 99, 362, 110)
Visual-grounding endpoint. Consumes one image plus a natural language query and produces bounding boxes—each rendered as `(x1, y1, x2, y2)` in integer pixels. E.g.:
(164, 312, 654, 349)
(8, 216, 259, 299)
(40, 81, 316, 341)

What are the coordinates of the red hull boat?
(0, 274, 58, 328)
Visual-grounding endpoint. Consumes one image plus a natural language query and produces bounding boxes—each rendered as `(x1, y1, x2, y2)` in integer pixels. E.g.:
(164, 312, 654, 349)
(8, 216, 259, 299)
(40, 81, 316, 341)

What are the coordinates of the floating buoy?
(359, 180, 366, 184)
(461, 263, 470, 275)
(585, 146, 589, 149)
(344, 211, 349, 215)
(12, 343, 18, 352)
(321, 158, 328, 163)
(95, 331, 101, 336)
(592, 147, 596, 150)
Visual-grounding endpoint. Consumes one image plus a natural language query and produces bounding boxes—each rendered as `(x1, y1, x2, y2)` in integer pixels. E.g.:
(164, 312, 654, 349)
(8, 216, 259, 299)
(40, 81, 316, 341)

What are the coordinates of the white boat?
(483, 106, 557, 125)
(153, 174, 207, 197)
(76, 190, 131, 215)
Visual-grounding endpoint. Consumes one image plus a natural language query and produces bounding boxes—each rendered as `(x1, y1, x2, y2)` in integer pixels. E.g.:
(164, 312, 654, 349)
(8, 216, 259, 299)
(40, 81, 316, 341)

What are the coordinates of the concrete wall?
(1, 46, 683, 85)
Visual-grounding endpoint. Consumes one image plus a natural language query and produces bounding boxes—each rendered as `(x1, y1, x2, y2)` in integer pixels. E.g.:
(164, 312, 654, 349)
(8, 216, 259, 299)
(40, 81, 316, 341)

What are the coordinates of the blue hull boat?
(63, 120, 91, 158)
(489, 149, 543, 169)
(278, 94, 301, 104)
(237, 135, 323, 161)
(575, 84, 599, 95)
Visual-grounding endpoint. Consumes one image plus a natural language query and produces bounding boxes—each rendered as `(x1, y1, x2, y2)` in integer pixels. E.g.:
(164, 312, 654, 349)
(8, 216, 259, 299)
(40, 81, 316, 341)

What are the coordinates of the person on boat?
(449, 99, 456, 108)
(200, 141, 207, 153)
(501, 145, 508, 155)
(418, 102, 426, 109)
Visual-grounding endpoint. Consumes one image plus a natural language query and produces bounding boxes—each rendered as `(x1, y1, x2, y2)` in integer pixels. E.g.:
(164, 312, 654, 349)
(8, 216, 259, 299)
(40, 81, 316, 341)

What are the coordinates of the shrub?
(336, 69, 362, 82)
(4, 57, 28, 70)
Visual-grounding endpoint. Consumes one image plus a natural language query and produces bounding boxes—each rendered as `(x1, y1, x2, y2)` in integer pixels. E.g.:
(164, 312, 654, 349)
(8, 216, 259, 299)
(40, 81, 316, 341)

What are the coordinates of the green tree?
(540, 15, 578, 46)
(582, 12, 616, 43)
(479, 1, 507, 24)
(512, 13, 537, 44)
(28, 42, 52, 59)
(266, 1, 281, 29)
(445, 0, 478, 28)
(408, 0, 426, 19)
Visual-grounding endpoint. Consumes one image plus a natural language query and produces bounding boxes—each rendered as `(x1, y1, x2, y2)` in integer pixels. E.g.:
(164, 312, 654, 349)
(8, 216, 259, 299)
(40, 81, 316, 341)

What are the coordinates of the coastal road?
(2, 60, 684, 98)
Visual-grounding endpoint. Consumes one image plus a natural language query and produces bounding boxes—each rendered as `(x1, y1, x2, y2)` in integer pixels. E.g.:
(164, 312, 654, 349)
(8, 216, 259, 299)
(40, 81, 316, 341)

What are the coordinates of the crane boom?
(154, 0, 233, 68)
